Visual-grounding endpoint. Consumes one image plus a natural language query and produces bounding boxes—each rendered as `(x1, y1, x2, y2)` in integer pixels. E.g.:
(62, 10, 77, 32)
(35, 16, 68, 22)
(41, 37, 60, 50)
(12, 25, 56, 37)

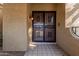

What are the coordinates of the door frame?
(32, 11, 56, 42)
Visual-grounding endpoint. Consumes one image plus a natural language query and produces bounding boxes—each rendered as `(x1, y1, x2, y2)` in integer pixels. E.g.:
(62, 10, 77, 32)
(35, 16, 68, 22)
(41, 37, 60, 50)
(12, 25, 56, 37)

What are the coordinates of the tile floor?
(0, 47, 25, 56)
(24, 43, 67, 56)
(0, 51, 25, 56)
(0, 43, 67, 56)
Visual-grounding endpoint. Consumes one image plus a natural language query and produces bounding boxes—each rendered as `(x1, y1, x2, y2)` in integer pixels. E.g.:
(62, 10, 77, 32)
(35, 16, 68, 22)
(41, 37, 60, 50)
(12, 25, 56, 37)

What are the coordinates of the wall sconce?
(58, 22, 60, 27)
(29, 16, 33, 20)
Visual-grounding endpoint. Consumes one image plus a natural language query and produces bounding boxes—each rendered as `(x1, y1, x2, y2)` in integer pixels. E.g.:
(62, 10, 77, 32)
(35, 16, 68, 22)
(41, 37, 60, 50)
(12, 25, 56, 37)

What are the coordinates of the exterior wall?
(56, 4, 79, 55)
(27, 4, 32, 45)
(0, 5, 3, 47)
(0, 5, 2, 33)
(3, 4, 28, 51)
(31, 3, 57, 11)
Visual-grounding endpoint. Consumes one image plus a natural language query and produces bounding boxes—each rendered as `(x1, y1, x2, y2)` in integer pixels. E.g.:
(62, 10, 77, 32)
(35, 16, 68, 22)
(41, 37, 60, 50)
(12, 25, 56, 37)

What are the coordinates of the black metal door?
(32, 11, 56, 42)
(44, 11, 56, 42)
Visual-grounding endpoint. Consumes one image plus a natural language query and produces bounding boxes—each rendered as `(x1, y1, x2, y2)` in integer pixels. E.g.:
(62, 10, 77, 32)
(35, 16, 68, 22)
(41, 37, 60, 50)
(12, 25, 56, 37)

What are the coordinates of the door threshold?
(31, 42, 56, 45)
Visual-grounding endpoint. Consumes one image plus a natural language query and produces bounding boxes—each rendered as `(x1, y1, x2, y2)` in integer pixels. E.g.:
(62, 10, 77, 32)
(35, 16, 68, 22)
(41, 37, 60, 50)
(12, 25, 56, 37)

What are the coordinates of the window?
(66, 3, 79, 39)
(70, 27, 79, 39)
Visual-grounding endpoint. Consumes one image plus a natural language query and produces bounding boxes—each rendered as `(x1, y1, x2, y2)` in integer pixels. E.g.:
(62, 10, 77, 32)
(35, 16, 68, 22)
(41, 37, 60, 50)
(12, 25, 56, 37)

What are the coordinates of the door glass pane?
(45, 12, 56, 42)
(33, 12, 44, 42)
(34, 30, 43, 41)
(45, 13, 55, 25)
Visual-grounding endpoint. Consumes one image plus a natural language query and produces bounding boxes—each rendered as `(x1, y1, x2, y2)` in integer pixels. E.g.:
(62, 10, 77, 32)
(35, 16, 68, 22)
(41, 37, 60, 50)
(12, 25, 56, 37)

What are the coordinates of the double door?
(32, 11, 56, 42)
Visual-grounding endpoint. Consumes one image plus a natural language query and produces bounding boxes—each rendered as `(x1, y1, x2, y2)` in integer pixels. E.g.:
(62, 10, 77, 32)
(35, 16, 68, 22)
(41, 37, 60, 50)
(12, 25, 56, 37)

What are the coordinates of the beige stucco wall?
(31, 3, 57, 11)
(56, 4, 79, 55)
(27, 4, 32, 44)
(0, 5, 3, 40)
(3, 4, 28, 51)
(0, 7, 2, 33)
(0, 5, 3, 46)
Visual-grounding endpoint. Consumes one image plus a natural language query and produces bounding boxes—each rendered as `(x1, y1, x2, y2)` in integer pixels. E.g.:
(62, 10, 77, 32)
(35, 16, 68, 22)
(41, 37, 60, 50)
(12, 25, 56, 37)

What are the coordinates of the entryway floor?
(24, 43, 67, 56)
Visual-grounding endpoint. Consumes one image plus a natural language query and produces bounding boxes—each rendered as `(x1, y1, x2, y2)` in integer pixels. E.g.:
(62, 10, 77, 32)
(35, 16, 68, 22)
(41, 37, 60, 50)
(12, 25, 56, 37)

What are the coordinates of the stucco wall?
(3, 4, 28, 51)
(56, 4, 79, 55)
(31, 3, 57, 11)
(0, 6, 2, 33)
(0, 5, 3, 47)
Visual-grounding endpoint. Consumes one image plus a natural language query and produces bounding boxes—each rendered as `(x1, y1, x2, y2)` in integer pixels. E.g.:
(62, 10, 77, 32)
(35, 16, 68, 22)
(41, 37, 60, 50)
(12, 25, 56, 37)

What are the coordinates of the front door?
(32, 11, 56, 42)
